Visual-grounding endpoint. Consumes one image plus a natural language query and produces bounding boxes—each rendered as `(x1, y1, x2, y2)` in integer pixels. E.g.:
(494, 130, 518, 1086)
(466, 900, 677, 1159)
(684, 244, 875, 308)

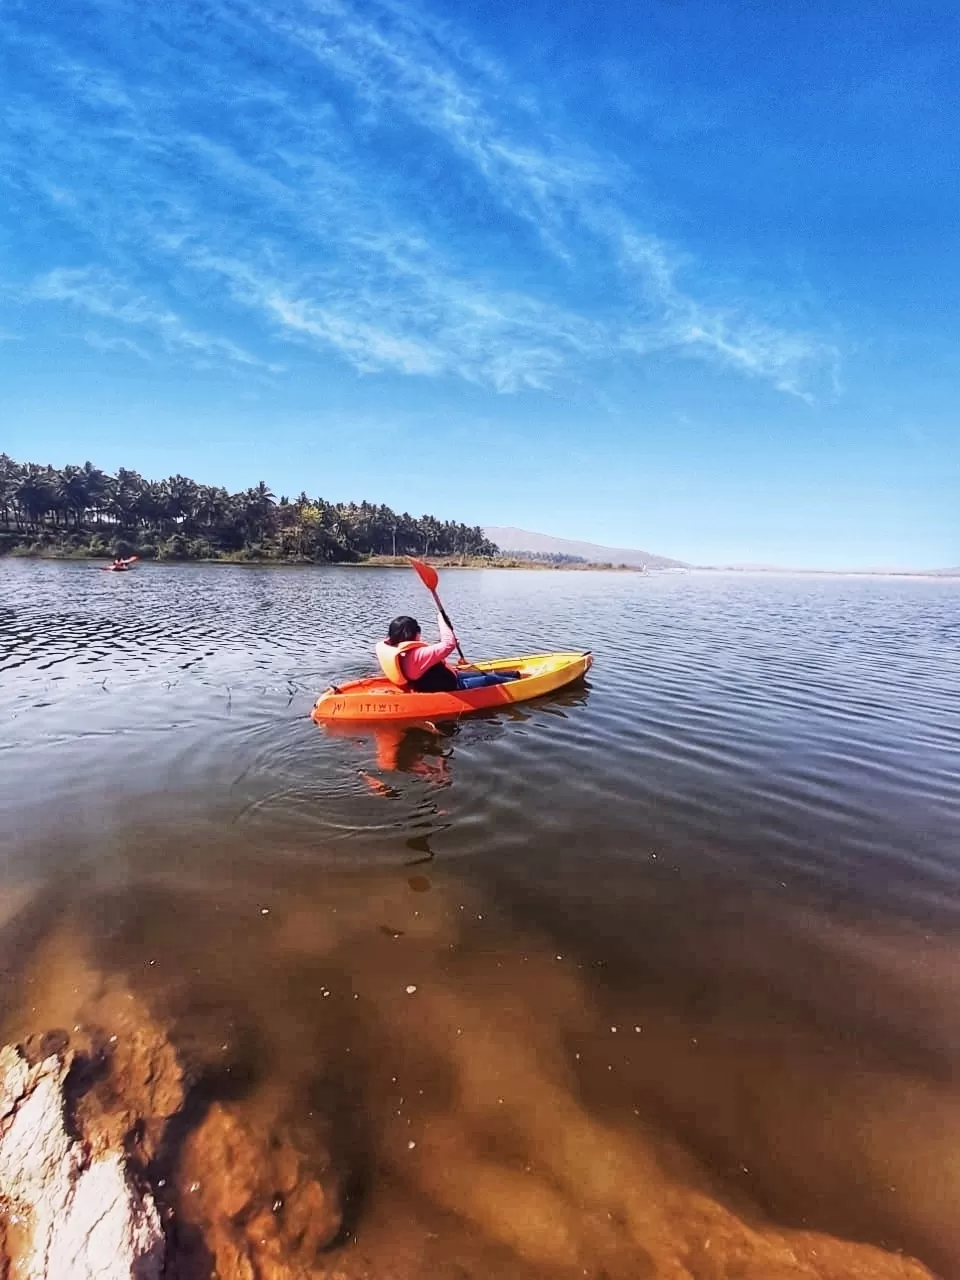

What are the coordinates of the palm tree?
(418, 514, 443, 556)
(136, 481, 167, 529)
(16, 465, 55, 531)
(0, 454, 21, 529)
(81, 461, 109, 525)
(164, 475, 200, 524)
(195, 485, 227, 528)
(238, 482, 276, 544)
(57, 465, 90, 530)
(107, 469, 145, 530)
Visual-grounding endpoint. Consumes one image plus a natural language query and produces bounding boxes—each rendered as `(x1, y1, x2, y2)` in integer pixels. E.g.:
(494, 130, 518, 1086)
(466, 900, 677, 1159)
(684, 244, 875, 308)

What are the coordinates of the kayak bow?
(312, 650, 592, 723)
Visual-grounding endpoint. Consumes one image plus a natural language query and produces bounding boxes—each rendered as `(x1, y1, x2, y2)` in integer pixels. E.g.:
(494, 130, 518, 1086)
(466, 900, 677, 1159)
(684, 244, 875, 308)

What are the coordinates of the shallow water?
(1, 560, 959, 1276)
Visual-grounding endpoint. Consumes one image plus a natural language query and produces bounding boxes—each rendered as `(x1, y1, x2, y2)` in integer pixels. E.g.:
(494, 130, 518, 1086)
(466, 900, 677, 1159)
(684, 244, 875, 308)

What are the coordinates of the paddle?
(100, 555, 140, 572)
(408, 558, 467, 665)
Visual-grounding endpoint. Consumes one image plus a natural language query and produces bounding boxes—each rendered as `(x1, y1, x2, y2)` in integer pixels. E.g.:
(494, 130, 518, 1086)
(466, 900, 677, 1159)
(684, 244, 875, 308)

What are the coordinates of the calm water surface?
(1, 560, 959, 1276)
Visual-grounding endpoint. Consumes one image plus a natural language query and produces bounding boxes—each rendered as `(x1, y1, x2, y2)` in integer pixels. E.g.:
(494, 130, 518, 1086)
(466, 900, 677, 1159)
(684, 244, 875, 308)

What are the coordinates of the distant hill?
(484, 526, 686, 569)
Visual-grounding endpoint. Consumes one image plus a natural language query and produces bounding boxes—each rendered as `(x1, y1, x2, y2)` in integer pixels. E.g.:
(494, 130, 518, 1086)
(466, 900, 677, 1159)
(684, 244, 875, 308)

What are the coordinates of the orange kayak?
(312, 651, 593, 723)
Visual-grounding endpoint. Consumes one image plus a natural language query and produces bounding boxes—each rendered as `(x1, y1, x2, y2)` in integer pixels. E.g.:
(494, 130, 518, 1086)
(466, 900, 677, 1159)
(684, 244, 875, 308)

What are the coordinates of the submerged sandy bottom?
(1, 844, 956, 1280)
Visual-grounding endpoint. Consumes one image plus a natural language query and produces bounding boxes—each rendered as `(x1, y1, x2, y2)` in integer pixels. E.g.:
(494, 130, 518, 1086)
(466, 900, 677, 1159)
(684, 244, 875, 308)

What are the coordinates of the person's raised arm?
(400, 612, 458, 680)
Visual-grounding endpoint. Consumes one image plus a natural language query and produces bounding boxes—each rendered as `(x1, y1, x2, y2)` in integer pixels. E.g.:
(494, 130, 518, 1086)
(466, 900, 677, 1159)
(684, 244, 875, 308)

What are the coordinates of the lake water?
(1, 559, 958, 1277)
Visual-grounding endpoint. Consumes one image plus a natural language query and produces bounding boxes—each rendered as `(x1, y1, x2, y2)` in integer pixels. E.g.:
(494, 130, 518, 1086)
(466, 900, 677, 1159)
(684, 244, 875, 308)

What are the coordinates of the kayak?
(313, 650, 592, 724)
(100, 565, 129, 572)
(312, 650, 593, 723)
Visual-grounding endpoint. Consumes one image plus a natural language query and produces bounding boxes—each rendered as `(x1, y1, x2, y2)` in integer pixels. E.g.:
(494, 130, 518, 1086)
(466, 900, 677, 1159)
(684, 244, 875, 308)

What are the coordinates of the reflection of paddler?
(373, 725, 407, 771)
(319, 717, 452, 783)
(358, 771, 397, 797)
(372, 722, 448, 783)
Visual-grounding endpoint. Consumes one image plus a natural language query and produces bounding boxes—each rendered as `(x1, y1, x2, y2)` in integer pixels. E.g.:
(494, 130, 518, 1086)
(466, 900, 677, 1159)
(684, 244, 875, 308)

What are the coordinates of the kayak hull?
(312, 651, 593, 723)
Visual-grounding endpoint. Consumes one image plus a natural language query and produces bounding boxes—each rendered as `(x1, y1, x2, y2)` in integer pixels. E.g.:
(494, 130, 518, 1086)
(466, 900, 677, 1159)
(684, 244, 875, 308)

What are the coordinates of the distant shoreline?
(1, 548, 646, 572)
(3, 548, 955, 578)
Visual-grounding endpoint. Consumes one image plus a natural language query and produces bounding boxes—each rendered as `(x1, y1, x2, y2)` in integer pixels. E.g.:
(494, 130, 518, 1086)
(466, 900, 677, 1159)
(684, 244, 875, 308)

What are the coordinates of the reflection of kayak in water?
(325, 718, 448, 774)
(312, 651, 593, 724)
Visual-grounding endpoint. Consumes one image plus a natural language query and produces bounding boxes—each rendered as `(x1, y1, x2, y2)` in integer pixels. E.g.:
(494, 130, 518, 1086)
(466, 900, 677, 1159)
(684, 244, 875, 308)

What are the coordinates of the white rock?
(0, 1045, 164, 1280)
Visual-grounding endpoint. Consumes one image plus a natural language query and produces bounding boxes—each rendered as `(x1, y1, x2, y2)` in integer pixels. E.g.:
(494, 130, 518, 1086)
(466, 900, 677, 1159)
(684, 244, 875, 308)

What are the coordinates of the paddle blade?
(408, 557, 438, 591)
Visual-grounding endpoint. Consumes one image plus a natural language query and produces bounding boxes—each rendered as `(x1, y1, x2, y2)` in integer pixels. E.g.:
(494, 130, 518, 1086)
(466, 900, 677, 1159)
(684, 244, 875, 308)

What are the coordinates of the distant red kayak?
(99, 556, 139, 572)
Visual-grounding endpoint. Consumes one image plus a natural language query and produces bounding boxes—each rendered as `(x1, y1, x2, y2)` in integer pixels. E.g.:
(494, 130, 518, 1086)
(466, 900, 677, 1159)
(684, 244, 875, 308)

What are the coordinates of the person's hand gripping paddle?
(408, 558, 467, 665)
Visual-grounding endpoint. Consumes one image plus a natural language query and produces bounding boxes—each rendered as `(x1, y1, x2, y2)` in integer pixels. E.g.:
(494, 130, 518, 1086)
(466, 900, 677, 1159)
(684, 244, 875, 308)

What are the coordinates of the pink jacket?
(401, 613, 458, 681)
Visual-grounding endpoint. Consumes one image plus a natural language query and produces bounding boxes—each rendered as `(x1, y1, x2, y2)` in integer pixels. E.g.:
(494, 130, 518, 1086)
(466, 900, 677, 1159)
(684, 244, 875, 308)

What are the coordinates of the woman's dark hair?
(388, 615, 421, 645)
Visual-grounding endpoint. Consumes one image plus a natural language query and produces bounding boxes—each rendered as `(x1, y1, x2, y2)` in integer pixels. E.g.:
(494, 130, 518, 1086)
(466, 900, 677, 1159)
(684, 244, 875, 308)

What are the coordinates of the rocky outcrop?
(0, 1041, 164, 1280)
(0, 981, 343, 1280)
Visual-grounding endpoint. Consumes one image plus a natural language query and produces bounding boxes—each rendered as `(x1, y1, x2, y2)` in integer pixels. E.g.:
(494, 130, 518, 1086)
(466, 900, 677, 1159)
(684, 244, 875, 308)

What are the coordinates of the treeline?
(0, 455, 500, 562)
(512, 551, 588, 565)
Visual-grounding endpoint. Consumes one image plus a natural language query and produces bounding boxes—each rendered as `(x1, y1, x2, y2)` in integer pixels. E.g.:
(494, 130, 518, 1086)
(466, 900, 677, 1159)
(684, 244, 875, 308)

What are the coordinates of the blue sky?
(1, 0, 956, 569)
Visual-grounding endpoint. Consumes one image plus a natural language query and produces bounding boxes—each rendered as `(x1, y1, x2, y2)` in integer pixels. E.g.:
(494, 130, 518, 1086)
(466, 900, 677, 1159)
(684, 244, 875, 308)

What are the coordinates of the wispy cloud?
(1, 0, 838, 398)
(175, 247, 601, 391)
(31, 268, 279, 370)
(616, 237, 838, 402)
(247, 0, 606, 243)
(82, 330, 152, 359)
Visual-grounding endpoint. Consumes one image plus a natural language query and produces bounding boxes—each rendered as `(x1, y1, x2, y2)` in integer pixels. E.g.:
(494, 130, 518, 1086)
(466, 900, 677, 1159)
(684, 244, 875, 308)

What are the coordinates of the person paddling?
(107, 554, 138, 571)
(376, 615, 518, 692)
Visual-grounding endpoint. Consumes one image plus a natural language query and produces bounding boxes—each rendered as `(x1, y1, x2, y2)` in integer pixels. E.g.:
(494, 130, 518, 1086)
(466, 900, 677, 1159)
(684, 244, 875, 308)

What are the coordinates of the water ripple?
(1, 560, 958, 918)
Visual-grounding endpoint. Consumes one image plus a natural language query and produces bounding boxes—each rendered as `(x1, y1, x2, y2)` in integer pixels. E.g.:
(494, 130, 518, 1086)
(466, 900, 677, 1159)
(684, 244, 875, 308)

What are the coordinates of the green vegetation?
(0, 455, 499, 563)
(510, 551, 588, 565)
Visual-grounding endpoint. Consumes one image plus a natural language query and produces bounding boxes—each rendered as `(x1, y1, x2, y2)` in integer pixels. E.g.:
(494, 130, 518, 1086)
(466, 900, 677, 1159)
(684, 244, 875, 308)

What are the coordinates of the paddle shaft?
(428, 587, 467, 664)
(407, 557, 468, 664)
